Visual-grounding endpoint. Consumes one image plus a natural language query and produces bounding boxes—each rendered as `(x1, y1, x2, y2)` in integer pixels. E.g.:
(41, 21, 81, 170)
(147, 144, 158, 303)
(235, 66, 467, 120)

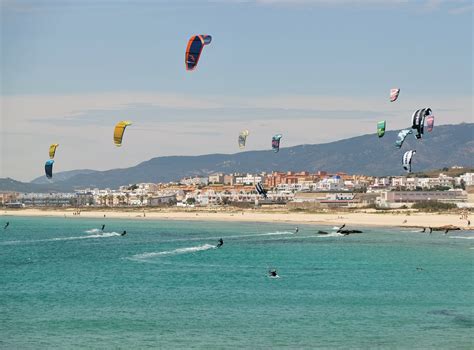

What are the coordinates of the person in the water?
(268, 269, 278, 277)
(101, 224, 105, 231)
(216, 238, 224, 248)
(295, 226, 299, 233)
(4, 222, 9, 229)
(121, 230, 127, 236)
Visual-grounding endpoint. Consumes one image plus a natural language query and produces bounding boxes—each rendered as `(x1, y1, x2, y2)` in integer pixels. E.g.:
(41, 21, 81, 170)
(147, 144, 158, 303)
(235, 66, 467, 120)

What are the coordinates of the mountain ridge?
(1, 123, 472, 193)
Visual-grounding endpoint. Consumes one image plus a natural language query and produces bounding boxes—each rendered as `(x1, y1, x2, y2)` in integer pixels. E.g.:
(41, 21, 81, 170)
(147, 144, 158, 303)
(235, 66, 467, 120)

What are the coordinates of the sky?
(1, 0, 472, 181)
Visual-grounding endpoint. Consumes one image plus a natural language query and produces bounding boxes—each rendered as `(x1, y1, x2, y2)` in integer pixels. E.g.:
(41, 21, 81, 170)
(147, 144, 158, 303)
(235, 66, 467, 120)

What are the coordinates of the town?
(1, 167, 473, 210)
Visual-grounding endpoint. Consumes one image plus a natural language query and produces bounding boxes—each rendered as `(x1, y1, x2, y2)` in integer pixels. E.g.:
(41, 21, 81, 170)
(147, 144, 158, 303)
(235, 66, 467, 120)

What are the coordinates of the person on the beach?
(217, 238, 224, 248)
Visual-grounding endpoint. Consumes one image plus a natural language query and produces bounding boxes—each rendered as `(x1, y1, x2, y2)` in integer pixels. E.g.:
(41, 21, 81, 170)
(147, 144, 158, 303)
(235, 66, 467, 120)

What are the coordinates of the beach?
(1, 208, 470, 229)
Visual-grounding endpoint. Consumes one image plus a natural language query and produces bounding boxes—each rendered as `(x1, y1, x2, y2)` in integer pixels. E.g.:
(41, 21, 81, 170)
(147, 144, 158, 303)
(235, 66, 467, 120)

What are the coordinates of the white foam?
(317, 232, 343, 238)
(130, 243, 216, 261)
(258, 231, 295, 236)
(51, 232, 121, 241)
(0, 232, 121, 245)
(85, 228, 102, 234)
(450, 236, 474, 240)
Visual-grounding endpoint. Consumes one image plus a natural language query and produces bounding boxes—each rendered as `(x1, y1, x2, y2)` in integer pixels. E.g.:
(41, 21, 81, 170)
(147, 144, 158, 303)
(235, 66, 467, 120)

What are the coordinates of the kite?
(185, 35, 212, 71)
(377, 121, 386, 138)
(390, 88, 400, 102)
(402, 150, 416, 173)
(49, 144, 59, 159)
(395, 129, 413, 148)
(411, 108, 432, 139)
(272, 134, 282, 153)
(238, 130, 249, 149)
(426, 115, 435, 132)
(113, 121, 132, 147)
(255, 182, 268, 199)
(45, 160, 54, 179)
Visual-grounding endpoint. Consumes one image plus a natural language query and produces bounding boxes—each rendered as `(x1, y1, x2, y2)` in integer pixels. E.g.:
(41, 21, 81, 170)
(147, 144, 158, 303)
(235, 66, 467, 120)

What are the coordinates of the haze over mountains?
(1, 123, 472, 193)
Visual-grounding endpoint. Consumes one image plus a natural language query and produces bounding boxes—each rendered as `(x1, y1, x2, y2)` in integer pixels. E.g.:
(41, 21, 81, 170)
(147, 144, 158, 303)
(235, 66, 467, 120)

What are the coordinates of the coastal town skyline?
(2, 0, 472, 181)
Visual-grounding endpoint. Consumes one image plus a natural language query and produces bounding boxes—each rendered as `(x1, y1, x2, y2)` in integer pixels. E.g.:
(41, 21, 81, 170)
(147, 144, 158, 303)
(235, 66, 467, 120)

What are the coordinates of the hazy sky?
(1, 0, 472, 181)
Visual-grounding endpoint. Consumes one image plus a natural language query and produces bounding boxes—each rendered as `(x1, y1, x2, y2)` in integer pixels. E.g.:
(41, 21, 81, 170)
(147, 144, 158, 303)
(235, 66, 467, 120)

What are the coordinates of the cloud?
(1, 91, 472, 181)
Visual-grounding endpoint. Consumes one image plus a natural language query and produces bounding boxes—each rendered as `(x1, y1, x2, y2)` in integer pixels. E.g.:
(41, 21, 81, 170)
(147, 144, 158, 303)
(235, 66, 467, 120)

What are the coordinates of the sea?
(1, 216, 473, 349)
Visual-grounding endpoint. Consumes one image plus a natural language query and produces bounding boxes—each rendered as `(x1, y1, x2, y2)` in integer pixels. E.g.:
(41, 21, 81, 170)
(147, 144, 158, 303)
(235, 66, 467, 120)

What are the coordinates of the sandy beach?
(1, 208, 471, 229)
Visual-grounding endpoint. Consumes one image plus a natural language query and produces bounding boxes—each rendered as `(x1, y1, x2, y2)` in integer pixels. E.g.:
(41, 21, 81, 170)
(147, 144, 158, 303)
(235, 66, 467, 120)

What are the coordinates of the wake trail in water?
(85, 228, 102, 234)
(156, 231, 296, 244)
(316, 232, 343, 238)
(128, 244, 216, 261)
(0, 232, 121, 245)
(450, 236, 474, 240)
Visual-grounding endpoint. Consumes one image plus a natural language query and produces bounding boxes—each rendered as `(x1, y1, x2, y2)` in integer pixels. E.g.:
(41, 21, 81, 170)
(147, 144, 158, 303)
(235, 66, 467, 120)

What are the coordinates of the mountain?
(0, 178, 67, 193)
(1, 123, 472, 193)
(31, 169, 98, 184)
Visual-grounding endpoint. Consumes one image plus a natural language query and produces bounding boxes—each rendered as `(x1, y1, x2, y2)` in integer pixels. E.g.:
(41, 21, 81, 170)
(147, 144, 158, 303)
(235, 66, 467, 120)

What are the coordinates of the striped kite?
(390, 88, 400, 102)
(402, 150, 416, 173)
(411, 108, 432, 139)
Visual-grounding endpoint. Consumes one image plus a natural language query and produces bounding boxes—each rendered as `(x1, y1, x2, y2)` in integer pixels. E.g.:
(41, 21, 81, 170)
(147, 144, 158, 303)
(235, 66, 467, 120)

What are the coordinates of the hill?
(1, 123, 472, 192)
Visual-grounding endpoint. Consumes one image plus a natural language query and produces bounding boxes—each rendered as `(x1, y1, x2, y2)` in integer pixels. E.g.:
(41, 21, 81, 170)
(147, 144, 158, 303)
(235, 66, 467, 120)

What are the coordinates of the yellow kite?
(113, 121, 132, 147)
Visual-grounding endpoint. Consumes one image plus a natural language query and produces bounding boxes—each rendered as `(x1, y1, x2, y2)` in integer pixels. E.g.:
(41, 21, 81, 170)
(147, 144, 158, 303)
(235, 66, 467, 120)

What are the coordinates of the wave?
(450, 236, 474, 240)
(129, 244, 216, 261)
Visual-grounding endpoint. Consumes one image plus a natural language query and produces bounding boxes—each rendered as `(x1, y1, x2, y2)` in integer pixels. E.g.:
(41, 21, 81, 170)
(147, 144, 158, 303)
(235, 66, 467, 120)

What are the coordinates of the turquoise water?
(1, 217, 473, 349)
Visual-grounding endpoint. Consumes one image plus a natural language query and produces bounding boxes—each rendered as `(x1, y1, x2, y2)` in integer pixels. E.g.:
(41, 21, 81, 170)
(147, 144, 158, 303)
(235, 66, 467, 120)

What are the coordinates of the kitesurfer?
(337, 224, 346, 233)
(421, 227, 426, 233)
(429, 227, 433, 234)
(121, 230, 127, 236)
(268, 269, 278, 278)
(295, 226, 299, 233)
(101, 224, 105, 231)
(4, 222, 9, 229)
(217, 238, 224, 248)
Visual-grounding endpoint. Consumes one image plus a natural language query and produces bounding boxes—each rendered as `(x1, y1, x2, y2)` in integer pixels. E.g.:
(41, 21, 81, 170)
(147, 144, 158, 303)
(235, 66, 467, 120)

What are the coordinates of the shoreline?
(1, 208, 471, 230)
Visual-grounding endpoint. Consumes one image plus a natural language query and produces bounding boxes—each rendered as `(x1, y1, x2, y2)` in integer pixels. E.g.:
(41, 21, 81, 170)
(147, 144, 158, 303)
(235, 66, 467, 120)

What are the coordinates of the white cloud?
(1, 91, 472, 181)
